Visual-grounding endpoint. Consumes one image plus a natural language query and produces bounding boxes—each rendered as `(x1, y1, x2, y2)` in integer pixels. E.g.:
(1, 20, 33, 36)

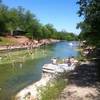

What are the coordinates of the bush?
(39, 73, 68, 100)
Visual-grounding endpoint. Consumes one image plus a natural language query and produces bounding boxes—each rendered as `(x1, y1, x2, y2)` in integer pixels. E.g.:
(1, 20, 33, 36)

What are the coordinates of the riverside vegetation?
(39, 73, 68, 100)
(0, 0, 100, 100)
(0, 1, 77, 41)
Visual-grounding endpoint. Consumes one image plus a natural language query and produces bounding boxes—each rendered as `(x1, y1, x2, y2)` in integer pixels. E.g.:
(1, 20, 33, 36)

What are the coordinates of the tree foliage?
(0, 2, 77, 41)
(77, 0, 100, 46)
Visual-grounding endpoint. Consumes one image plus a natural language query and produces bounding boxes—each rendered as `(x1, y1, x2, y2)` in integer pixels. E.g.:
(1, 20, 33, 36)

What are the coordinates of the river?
(0, 41, 80, 100)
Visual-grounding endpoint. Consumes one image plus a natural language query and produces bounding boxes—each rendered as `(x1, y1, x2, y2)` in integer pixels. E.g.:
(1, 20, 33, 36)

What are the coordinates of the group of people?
(64, 57, 75, 66)
(51, 57, 78, 66)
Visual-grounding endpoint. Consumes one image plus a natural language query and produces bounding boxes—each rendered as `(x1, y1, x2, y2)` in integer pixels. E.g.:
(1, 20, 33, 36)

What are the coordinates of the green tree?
(0, 1, 77, 41)
(0, 3, 8, 35)
(77, 0, 100, 46)
(41, 26, 50, 39)
(45, 24, 57, 38)
(6, 8, 19, 35)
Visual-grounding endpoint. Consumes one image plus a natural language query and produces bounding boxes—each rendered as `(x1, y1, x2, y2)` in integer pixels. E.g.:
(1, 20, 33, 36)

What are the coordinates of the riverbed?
(0, 41, 79, 100)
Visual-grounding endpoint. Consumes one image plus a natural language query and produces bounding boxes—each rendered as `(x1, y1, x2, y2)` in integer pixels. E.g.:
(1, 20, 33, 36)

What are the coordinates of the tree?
(41, 26, 50, 39)
(0, 3, 8, 35)
(77, 0, 100, 46)
(45, 24, 57, 38)
(77, 0, 100, 32)
(0, 1, 77, 41)
(6, 8, 19, 35)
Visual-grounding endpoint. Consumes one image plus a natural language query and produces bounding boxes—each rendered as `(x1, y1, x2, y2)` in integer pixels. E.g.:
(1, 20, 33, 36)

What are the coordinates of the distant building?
(13, 27, 26, 36)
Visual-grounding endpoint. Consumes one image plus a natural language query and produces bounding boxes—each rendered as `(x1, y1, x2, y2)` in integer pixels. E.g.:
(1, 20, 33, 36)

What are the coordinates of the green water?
(0, 41, 79, 100)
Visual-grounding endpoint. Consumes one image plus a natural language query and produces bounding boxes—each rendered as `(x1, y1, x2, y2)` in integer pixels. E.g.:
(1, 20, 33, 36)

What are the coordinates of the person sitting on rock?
(51, 58, 57, 65)
(70, 56, 75, 64)
(67, 57, 71, 66)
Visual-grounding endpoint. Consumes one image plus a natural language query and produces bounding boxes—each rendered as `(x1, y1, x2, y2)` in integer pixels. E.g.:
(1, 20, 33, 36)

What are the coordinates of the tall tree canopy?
(77, 0, 100, 46)
(0, 1, 77, 41)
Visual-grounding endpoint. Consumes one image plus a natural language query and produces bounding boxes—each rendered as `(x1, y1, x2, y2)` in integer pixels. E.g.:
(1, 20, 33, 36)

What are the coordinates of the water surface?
(0, 41, 79, 100)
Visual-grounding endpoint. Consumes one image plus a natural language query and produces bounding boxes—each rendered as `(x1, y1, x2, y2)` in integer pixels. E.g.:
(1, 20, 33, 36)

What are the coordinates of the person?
(51, 58, 57, 64)
(70, 56, 75, 63)
(67, 57, 71, 66)
(64, 58, 68, 64)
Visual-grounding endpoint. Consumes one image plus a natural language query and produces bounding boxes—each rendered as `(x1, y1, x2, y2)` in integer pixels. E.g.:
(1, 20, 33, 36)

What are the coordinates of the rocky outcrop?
(15, 62, 76, 100)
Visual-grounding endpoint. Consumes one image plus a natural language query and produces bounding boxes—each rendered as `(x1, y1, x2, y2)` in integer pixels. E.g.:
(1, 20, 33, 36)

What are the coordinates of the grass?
(0, 36, 17, 45)
(39, 73, 68, 100)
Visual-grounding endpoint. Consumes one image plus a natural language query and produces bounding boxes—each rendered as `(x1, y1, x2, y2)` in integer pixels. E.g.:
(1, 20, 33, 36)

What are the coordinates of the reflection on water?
(0, 41, 79, 100)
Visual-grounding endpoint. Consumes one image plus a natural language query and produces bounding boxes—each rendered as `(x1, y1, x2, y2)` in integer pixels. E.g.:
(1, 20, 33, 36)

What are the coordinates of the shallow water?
(0, 41, 79, 100)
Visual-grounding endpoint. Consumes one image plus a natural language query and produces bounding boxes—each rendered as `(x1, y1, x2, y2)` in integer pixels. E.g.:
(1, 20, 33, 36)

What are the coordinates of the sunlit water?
(0, 41, 80, 100)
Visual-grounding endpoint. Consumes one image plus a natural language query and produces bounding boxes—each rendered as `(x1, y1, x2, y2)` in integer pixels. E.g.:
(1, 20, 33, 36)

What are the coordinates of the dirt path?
(57, 84, 99, 100)
(57, 61, 100, 100)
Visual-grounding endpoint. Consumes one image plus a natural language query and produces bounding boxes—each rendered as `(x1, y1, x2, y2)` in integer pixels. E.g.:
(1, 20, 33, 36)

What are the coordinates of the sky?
(3, 0, 83, 35)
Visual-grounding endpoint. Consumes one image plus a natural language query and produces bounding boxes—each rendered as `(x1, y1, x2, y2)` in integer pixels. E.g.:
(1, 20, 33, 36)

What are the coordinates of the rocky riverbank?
(14, 41, 100, 100)
(0, 37, 60, 51)
(15, 59, 78, 100)
(15, 73, 55, 100)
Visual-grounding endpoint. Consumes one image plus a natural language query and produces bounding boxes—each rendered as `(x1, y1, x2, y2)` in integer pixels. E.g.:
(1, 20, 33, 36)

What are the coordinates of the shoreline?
(0, 39, 60, 65)
(0, 39, 60, 52)
(15, 72, 55, 100)
(15, 62, 77, 100)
